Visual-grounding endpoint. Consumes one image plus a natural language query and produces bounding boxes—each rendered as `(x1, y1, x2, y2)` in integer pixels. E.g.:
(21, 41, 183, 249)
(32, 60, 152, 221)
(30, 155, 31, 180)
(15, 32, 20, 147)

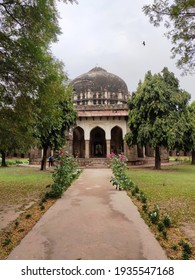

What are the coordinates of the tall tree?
(183, 101, 195, 164)
(125, 67, 190, 169)
(143, 0, 195, 74)
(0, 95, 35, 167)
(0, 0, 77, 166)
(33, 57, 77, 171)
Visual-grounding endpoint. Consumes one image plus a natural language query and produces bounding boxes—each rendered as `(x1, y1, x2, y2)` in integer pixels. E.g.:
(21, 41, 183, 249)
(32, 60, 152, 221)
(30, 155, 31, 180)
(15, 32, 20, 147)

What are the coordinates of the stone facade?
(70, 67, 134, 162)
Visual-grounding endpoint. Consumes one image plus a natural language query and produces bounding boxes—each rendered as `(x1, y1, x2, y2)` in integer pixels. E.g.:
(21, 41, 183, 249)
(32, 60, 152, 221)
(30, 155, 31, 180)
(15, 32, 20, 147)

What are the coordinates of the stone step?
(76, 158, 110, 168)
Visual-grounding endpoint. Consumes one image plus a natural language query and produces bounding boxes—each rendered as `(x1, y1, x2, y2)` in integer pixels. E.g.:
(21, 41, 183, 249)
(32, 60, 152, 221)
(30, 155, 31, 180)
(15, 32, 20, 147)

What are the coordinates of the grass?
(0, 157, 29, 166)
(169, 156, 191, 163)
(126, 163, 195, 259)
(0, 166, 53, 206)
(0, 166, 54, 259)
(126, 164, 195, 225)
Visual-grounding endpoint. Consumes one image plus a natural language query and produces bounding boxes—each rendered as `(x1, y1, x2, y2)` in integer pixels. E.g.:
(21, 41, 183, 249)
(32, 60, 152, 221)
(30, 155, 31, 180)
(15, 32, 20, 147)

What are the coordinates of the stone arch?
(73, 126, 85, 158)
(111, 126, 124, 155)
(90, 126, 106, 158)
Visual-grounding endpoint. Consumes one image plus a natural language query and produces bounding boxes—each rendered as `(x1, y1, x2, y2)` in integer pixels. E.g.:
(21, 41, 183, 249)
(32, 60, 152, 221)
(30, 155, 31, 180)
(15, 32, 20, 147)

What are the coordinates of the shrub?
(131, 189, 137, 196)
(3, 238, 11, 247)
(140, 192, 147, 203)
(158, 222, 165, 232)
(25, 214, 31, 219)
(40, 205, 45, 210)
(149, 205, 160, 224)
(134, 185, 140, 193)
(15, 221, 19, 227)
(162, 230, 168, 239)
(142, 204, 148, 213)
(171, 244, 178, 251)
(46, 149, 81, 198)
(182, 252, 190, 260)
(182, 242, 192, 255)
(163, 213, 171, 228)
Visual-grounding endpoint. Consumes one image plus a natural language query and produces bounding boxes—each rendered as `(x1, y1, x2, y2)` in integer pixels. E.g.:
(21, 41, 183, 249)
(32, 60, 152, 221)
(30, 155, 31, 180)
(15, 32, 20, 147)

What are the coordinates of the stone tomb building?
(69, 67, 139, 165)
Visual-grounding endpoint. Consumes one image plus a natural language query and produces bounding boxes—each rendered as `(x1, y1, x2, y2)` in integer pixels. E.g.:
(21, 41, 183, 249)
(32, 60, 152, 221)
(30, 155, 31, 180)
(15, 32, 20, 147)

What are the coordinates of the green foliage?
(143, 0, 195, 73)
(182, 251, 190, 260)
(142, 204, 148, 213)
(182, 102, 195, 164)
(25, 214, 31, 219)
(140, 192, 147, 203)
(149, 205, 160, 224)
(158, 222, 165, 232)
(163, 213, 172, 228)
(110, 153, 138, 192)
(171, 244, 178, 251)
(2, 238, 11, 247)
(40, 204, 45, 211)
(182, 242, 192, 255)
(125, 67, 190, 169)
(33, 57, 77, 170)
(162, 230, 168, 239)
(180, 240, 192, 260)
(0, 158, 29, 166)
(15, 221, 19, 228)
(46, 149, 81, 198)
(0, 1, 77, 167)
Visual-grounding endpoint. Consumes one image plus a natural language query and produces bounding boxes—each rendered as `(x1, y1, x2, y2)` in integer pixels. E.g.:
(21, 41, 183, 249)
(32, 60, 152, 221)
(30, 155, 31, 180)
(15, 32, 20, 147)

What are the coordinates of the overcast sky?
(51, 0, 195, 102)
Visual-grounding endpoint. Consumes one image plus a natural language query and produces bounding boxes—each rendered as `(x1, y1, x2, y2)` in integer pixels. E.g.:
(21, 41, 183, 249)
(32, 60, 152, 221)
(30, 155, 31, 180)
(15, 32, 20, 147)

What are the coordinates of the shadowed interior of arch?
(90, 126, 106, 158)
(111, 126, 124, 155)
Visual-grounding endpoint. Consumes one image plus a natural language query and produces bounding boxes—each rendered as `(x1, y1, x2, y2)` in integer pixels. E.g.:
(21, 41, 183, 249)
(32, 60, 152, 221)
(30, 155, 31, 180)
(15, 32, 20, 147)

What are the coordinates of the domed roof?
(72, 67, 128, 94)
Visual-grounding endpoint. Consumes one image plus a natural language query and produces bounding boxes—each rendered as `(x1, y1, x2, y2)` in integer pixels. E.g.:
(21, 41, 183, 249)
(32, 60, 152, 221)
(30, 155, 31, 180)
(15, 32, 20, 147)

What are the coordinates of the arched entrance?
(73, 127, 85, 158)
(90, 127, 106, 157)
(111, 126, 124, 154)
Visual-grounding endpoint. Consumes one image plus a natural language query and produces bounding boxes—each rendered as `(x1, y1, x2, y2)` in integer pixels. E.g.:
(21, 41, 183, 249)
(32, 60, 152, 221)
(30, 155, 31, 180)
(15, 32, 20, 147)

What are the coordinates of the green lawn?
(126, 164, 195, 225)
(0, 166, 53, 206)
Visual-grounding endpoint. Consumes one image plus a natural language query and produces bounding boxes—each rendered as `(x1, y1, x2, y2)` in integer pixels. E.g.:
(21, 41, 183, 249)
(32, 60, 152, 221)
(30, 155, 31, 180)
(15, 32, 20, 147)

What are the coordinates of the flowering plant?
(46, 149, 81, 198)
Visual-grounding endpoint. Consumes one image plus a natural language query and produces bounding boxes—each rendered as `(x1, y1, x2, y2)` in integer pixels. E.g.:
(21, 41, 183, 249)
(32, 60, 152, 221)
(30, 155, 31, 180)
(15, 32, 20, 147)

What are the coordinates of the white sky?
(51, 0, 195, 102)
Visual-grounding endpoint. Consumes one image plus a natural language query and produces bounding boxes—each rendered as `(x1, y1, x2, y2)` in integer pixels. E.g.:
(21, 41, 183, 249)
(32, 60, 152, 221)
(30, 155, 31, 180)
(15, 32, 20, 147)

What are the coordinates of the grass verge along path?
(126, 164, 195, 259)
(0, 166, 55, 259)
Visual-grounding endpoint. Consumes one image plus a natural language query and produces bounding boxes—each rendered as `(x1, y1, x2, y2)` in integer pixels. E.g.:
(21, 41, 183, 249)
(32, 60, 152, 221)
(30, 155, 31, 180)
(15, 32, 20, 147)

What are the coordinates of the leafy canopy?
(0, 0, 77, 158)
(125, 67, 190, 151)
(33, 55, 77, 150)
(143, 0, 195, 74)
(183, 101, 195, 152)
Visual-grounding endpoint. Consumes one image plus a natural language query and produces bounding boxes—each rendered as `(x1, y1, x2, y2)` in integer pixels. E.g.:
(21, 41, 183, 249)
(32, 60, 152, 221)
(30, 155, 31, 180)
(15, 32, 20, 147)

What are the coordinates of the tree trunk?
(191, 150, 195, 165)
(155, 146, 161, 170)
(1, 150, 7, 167)
(41, 146, 48, 171)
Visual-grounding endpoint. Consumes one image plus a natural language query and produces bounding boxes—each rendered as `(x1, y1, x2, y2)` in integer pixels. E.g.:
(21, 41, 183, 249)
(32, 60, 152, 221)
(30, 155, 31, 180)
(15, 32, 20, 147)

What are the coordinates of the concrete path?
(7, 169, 167, 260)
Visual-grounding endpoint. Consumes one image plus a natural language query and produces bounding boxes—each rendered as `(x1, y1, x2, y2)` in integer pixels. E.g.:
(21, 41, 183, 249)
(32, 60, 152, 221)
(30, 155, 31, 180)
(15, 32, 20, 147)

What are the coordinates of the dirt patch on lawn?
(0, 198, 56, 260)
(0, 202, 36, 231)
(181, 223, 195, 246)
(0, 206, 22, 231)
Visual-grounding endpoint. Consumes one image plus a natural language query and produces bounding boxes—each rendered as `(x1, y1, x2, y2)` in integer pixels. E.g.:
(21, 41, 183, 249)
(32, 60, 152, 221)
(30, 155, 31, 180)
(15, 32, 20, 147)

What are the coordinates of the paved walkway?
(7, 169, 167, 260)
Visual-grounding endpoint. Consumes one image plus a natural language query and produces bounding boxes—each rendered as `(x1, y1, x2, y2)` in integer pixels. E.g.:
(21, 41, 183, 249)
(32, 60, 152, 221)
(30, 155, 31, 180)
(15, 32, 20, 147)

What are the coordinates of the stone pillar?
(124, 143, 137, 161)
(106, 140, 111, 156)
(85, 140, 90, 158)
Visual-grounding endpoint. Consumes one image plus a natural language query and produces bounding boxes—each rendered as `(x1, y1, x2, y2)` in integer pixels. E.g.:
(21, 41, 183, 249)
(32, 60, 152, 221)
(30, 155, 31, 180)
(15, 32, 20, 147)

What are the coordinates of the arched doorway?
(111, 126, 124, 154)
(90, 127, 106, 157)
(73, 127, 85, 158)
